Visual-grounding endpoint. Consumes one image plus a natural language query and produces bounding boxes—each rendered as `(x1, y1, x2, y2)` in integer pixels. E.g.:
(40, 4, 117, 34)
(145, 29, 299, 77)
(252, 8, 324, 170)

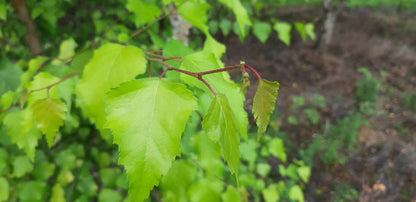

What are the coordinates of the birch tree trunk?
(316, 0, 347, 50)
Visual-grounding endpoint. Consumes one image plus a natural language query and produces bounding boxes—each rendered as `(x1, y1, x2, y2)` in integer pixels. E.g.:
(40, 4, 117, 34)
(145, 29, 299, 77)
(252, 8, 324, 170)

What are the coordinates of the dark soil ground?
(220, 7, 416, 202)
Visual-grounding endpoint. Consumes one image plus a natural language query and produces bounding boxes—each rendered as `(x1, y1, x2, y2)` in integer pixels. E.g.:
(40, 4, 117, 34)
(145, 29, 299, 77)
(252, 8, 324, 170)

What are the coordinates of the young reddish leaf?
(253, 79, 280, 140)
(77, 43, 147, 128)
(202, 94, 240, 175)
(32, 98, 67, 147)
(104, 78, 197, 202)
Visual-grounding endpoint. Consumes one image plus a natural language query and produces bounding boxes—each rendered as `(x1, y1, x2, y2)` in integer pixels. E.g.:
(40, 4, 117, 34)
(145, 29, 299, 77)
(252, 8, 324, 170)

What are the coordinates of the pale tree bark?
(168, 4, 192, 46)
(11, 0, 42, 56)
(316, 0, 347, 50)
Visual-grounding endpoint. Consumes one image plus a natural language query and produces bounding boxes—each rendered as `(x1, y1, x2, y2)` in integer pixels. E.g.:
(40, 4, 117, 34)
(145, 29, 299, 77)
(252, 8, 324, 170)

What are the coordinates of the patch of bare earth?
(221, 7, 416, 201)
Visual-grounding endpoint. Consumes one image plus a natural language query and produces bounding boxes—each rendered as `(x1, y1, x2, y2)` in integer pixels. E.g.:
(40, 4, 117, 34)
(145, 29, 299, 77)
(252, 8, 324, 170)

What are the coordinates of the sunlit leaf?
(178, 1, 210, 34)
(77, 43, 147, 128)
(289, 185, 304, 202)
(0, 177, 9, 201)
(273, 22, 292, 46)
(3, 110, 41, 161)
(32, 98, 66, 147)
(262, 184, 279, 202)
(51, 184, 65, 202)
(127, 0, 161, 27)
(105, 78, 197, 201)
(253, 21, 272, 43)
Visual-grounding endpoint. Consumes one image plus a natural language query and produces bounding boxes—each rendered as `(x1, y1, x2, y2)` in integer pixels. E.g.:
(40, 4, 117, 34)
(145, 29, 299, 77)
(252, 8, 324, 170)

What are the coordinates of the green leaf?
(0, 2, 6, 21)
(28, 72, 60, 104)
(98, 189, 122, 202)
(0, 177, 9, 202)
(51, 184, 65, 202)
(54, 149, 77, 170)
(253, 21, 272, 43)
(239, 138, 257, 168)
(99, 168, 121, 188)
(203, 35, 226, 62)
(0, 148, 8, 175)
(3, 110, 42, 161)
(0, 59, 22, 95)
(180, 52, 248, 141)
(77, 43, 147, 128)
(191, 132, 223, 176)
(32, 98, 66, 147)
(160, 160, 197, 202)
(222, 186, 240, 202)
(17, 181, 46, 202)
(303, 108, 319, 124)
(20, 57, 48, 90)
(56, 38, 78, 63)
(256, 163, 271, 177)
(297, 166, 311, 183)
(188, 179, 222, 202)
(219, 19, 232, 36)
(305, 23, 316, 40)
(33, 161, 55, 180)
(71, 49, 93, 72)
(294, 22, 307, 41)
(218, 0, 252, 38)
(178, 1, 210, 34)
(268, 137, 287, 162)
(105, 78, 197, 202)
(273, 22, 292, 46)
(289, 185, 304, 202)
(262, 184, 279, 202)
(1, 91, 14, 110)
(76, 176, 97, 197)
(253, 79, 279, 139)
(126, 0, 161, 27)
(57, 169, 74, 185)
(202, 94, 240, 175)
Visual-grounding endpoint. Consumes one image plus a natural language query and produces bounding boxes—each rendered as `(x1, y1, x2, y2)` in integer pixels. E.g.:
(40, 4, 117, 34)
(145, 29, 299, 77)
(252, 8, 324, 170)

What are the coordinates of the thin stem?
(144, 51, 182, 62)
(198, 76, 216, 96)
(197, 65, 241, 76)
(159, 68, 169, 80)
(30, 72, 81, 93)
(0, 71, 81, 115)
(241, 64, 247, 83)
(244, 64, 262, 80)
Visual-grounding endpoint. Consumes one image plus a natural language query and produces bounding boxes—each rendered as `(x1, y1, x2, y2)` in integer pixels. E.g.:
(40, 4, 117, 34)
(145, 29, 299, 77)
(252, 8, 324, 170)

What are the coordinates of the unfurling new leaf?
(253, 79, 280, 140)
(202, 94, 240, 176)
(105, 78, 197, 202)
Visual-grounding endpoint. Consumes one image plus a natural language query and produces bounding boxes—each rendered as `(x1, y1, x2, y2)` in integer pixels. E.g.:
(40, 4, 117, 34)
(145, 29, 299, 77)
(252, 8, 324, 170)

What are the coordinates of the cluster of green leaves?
(0, 0, 288, 201)
(287, 94, 325, 126)
(207, 0, 316, 45)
